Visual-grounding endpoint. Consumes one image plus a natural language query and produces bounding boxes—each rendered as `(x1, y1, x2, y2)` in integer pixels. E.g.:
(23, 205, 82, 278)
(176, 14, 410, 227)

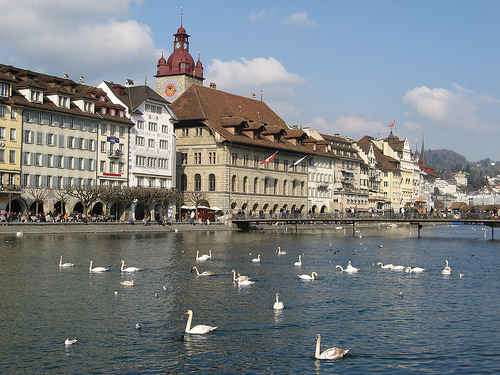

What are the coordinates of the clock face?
(163, 80, 178, 100)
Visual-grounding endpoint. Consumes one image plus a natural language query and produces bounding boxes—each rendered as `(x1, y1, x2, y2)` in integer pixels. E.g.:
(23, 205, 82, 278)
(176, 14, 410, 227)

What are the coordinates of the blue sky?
(2, 0, 500, 160)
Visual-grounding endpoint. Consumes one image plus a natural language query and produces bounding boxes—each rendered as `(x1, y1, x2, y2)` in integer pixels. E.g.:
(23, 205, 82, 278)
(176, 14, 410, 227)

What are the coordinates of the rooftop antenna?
(260, 88, 264, 102)
(180, 6, 184, 26)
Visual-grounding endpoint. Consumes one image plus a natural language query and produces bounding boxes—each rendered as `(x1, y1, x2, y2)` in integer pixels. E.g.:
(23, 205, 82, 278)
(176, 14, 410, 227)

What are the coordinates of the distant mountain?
(424, 149, 469, 172)
(422, 149, 499, 190)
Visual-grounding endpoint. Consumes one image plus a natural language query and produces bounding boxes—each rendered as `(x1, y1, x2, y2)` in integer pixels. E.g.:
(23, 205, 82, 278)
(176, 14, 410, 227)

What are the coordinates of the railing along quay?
(231, 216, 500, 239)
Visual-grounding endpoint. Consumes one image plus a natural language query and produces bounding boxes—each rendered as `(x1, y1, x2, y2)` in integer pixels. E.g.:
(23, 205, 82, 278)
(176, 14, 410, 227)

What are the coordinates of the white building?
(306, 154, 335, 214)
(99, 81, 176, 189)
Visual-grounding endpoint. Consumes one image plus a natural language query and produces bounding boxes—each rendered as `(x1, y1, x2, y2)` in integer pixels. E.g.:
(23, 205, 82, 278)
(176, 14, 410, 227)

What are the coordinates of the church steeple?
(419, 136, 425, 164)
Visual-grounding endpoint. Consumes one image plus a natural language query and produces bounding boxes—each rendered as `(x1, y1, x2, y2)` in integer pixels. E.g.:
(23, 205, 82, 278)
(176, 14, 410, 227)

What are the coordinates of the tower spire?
(420, 134, 425, 164)
(180, 7, 184, 26)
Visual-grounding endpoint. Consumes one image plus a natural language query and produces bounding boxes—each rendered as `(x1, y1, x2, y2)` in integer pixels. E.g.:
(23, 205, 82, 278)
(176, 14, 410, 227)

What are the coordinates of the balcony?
(0, 184, 22, 193)
(108, 150, 122, 159)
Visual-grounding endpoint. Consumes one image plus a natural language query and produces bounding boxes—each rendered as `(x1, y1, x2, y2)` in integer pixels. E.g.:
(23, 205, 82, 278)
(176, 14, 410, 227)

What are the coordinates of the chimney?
(125, 79, 134, 87)
(79, 75, 85, 84)
(252, 92, 256, 99)
(209, 82, 216, 89)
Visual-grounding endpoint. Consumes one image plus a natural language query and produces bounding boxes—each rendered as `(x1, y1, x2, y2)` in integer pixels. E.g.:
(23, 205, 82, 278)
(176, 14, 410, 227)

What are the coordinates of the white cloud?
(0, 0, 155, 83)
(283, 12, 316, 27)
(249, 9, 267, 22)
(206, 57, 303, 93)
(310, 115, 386, 138)
(403, 86, 477, 127)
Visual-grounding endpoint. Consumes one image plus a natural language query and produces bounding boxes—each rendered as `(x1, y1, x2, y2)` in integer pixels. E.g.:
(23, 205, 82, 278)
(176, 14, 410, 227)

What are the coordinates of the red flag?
(260, 151, 279, 165)
(388, 120, 395, 127)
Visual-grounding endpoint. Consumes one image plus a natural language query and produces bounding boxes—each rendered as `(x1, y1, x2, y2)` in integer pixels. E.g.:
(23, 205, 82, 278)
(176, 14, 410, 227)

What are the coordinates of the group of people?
(0, 210, 114, 223)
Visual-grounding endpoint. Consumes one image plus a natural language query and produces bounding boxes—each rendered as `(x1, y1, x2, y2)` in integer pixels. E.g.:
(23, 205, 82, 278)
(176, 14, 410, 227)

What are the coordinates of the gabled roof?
(385, 131, 405, 152)
(358, 136, 399, 172)
(103, 81, 169, 111)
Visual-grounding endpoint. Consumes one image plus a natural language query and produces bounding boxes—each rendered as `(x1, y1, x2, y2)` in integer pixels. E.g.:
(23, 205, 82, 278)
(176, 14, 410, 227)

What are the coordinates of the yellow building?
(0, 72, 22, 211)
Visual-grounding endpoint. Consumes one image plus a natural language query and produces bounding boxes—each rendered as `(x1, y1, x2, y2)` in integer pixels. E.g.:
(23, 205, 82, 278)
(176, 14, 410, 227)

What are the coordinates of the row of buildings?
(0, 22, 434, 218)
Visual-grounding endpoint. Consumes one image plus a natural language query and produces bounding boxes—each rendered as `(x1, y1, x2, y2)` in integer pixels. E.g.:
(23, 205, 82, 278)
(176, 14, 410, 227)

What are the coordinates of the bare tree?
(54, 189, 69, 215)
(64, 184, 100, 215)
(99, 185, 122, 219)
(184, 191, 207, 220)
(24, 187, 49, 215)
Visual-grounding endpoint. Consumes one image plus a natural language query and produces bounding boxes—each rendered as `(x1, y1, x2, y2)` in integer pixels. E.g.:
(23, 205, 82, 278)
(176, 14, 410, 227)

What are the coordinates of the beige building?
(0, 70, 22, 211)
(0, 64, 133, 214)
(170, 85, 309, 215)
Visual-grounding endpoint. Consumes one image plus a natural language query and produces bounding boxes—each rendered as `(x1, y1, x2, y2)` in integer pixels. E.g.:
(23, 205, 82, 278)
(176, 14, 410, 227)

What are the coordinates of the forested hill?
(422, 149, 500, 190)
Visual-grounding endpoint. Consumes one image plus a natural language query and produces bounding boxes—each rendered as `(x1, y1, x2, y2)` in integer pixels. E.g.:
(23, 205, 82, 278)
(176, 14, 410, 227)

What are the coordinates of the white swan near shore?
(405, 266, 425, 273)
(315, 334, 349, 360)
(184, 309, 217, 334)
(232, 269, 249, 282)
(64, 337, 77, 346)
(276, 246, 287, 255)
(376, 262, 393, 270)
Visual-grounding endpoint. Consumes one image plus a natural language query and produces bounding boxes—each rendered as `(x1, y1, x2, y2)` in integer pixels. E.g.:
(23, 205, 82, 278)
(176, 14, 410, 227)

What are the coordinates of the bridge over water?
(231, 217, 500, 239)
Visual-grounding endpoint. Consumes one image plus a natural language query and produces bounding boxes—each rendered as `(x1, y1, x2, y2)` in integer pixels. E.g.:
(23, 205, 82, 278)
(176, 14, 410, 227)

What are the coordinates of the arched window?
(209, 174, 215, 192)
(243, 176, 248, 193)
(301, 182, 304, 196)
(194, 174, 201, 191)
(292, 181, 297, 196)
(231, 175, 237, 192)
(180, 174, 187, 191)
(283, 180, 288, 195)
(273, 179, 277, 194)
(254, 177, 259, 193)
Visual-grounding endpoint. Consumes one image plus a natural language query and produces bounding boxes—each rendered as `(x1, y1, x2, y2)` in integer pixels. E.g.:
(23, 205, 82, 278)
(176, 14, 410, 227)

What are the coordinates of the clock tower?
(155, 22, 204, 102)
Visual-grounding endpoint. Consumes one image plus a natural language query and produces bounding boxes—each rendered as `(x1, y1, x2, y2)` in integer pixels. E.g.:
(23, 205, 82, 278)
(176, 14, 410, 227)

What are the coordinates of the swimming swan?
(273, 293, 284, 310)
(315, 334, 349, 360)
(196, 250, 210, 262)
(336, 261, 359, 273)
(391, 265, 405, 271)
(59, 256, 74, 268)
(405, 266, 425, 273)
(376, 262, 393, 270)
(252, 254, 261, 263)
(64, 337, 77, 346)
(237, 279, 255, 286)
(441, 259, 452, 275)
(232, 269, 249, 282)
(184, 309, 217, 334)
(120, 260, 141, 272)
(120, 280, 135, 286)
(298, 272, 318, 280)
(89, 260, 110, 273)
(294, 255, 302, 267)
(191, 265, 214, 277)
(276, 246, 287, 255)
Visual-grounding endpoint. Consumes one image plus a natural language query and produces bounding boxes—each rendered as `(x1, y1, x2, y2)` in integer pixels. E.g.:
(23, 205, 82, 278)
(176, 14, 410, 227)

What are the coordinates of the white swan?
(184, 309, 217, 334)
(441, 259, 452, 275)
(64, 337, 77, 346)
(89, 260, 110, 273)
(376, 262, 393, 270)
(276, 246, 287, 255)
(120, 260, 141, 272)
(191, 265, 214, 277)
(298, 272, 318, 280)
(237, 279, 255, 286)
(59, 256, 74, 268)
(405, 266, 425, 273)
(120, 280, 135, 286)
(232, 269, 249, 282)
(273, 293, 284, 310)
(16, 232, 23, 238)
(252, 254, 261, 263)
(336, 261, 359, 273)
(391, 265, 405, 271)
(195, 250, 209, 262)
(315, 334, 349, 360)
(294, 255, 302, 267)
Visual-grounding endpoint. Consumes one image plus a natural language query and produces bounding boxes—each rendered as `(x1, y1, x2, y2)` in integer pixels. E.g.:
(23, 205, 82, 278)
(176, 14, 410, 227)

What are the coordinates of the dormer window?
(100, 107, 107, 115)
(0, 82, 10, 97)
(83, 101, 93, 113)
(110, 108, 116, 116)
(119, 110, 124, 117)
(31, 90, 42, 103)
(58, 96, 69, 108)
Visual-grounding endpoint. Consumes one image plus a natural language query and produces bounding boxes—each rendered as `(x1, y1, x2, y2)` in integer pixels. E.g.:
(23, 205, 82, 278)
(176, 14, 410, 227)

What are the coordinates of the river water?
(1, 224, 500, 374)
